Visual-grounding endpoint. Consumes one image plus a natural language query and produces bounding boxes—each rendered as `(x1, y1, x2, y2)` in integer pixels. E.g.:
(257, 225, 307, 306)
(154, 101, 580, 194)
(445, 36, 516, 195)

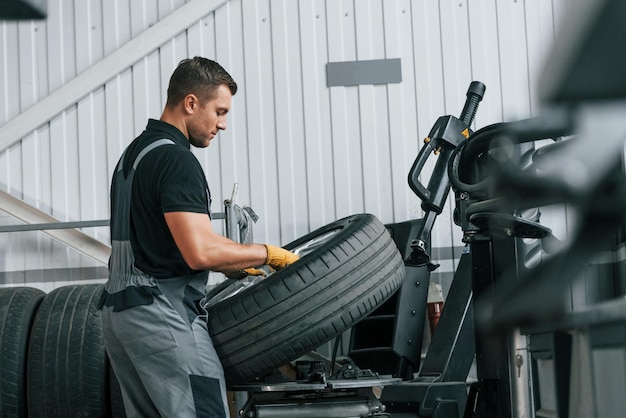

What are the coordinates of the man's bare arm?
(164, 211, 267, 272)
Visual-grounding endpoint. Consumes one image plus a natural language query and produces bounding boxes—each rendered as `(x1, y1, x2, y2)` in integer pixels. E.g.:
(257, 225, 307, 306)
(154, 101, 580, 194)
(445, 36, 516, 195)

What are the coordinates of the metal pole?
(509, 329, 533, 418)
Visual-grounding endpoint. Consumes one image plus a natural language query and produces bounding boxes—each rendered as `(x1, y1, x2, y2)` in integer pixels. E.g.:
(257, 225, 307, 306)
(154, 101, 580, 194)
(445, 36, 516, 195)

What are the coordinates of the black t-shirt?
(111, 119, 211, 279)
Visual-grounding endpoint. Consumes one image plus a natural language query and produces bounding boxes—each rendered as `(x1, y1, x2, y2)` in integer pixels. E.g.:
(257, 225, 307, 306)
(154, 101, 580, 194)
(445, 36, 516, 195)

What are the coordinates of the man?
(100, 57, 299, 417)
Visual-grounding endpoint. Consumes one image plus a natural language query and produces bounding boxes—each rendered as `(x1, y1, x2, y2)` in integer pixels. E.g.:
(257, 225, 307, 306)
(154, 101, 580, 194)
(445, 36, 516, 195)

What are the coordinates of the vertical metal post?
(468, 237, 513, 418)
(224, 183, 240, 243)
(419, 248, 476, 382)
(509, 330, 533, 418)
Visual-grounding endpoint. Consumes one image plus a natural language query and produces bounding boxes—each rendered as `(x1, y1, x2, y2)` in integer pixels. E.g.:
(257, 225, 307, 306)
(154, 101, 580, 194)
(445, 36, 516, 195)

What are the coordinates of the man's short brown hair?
(166, 57, 237, 106)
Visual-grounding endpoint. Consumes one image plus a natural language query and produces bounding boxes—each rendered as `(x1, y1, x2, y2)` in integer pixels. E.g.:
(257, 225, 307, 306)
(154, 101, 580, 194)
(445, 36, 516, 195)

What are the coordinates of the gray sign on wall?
(326, 58, 402, 87)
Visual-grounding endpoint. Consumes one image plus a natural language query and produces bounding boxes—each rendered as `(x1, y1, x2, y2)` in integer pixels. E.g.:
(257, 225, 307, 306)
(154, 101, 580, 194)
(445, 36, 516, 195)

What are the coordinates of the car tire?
(206, 213, 406, 384)
(27, 284, 108, 417)
(0, 287, 45, 417)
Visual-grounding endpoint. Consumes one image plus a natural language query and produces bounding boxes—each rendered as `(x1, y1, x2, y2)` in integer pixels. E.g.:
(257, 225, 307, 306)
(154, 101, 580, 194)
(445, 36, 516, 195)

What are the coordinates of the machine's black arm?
(406, 81, 486, 266)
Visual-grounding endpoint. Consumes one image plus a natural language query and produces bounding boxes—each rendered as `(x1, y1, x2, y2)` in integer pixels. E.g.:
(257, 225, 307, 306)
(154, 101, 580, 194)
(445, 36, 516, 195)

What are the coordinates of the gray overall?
(100, 139, 229, 418)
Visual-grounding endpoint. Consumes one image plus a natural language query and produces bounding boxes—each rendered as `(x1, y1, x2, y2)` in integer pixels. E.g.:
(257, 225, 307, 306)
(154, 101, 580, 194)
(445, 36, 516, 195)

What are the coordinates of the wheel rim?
(205, 227, 343, 307)
(292, 228, 341, 257)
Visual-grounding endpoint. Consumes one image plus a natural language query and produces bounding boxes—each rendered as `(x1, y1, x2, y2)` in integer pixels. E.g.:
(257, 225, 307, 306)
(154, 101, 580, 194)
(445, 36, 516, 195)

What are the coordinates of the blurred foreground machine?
(377, 0, 626, 416)
(361, 0, 626, 415)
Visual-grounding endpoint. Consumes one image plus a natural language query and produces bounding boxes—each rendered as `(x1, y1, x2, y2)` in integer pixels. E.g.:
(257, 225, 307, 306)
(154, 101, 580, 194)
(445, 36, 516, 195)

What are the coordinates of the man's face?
(188, 84, 232, 148)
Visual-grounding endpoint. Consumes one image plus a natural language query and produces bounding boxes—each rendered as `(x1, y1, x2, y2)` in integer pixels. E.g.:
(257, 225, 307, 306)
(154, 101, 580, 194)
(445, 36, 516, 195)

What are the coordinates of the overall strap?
(103, 138, 176, 299)
(110, 139, 175, 241)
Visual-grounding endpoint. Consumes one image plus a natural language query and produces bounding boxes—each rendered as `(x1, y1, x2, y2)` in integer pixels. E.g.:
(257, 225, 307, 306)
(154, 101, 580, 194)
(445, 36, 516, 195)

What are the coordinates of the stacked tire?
(0, 285, 117, 418)
(0, 287, 45, 417)
(0, 213, 406, 415)
(26, 284, 112, 417)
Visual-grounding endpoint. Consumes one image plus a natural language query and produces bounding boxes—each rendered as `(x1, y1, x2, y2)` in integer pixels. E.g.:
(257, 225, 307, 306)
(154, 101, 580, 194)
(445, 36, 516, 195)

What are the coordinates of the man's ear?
(183, 94, 198, 114)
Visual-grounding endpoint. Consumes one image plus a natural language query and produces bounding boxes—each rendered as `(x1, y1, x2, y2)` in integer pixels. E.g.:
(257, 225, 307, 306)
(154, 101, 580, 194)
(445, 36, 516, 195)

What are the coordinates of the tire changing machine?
(231, 362, 401, 417)
(229, 82, 567, 418)
(230, 82, 514, 418)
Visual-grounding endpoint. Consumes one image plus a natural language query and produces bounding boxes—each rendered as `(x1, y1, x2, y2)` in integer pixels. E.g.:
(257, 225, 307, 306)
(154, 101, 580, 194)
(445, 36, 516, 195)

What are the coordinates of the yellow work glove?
(264, 244, 300, 270)
(225, 267, 267, 280)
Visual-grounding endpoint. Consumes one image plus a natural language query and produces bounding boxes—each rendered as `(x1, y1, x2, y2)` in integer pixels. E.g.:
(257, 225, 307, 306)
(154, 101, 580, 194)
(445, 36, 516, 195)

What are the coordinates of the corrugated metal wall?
(0, 0, 566, 290)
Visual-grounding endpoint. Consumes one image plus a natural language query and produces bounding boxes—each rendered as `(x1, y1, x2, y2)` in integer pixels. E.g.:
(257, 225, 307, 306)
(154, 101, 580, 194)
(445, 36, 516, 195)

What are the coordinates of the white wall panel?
(0, 0, 570, 291)
(355, 2, 394, 225)
(241, 0, 280, 245)
(384, 1, 418, 223)
(46, 0, 76, 91)
(74, 0, 103, 73)
(77, 88, 109, 242)
(327, 0, 363, 222)
(1, 23, 20, 121)
(499, 1, 532, 119)
(467, 0, 503, 125)
(271, 0, 309, 242)
(299, 0, 335, 237)
(102, 0, 131, 55)
(104, 70, 135, 176)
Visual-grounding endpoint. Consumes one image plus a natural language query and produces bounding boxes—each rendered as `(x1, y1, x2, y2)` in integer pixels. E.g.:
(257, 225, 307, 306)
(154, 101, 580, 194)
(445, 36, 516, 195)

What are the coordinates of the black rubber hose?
(450, 113, 574, 194)
(448, 123, 507, 194)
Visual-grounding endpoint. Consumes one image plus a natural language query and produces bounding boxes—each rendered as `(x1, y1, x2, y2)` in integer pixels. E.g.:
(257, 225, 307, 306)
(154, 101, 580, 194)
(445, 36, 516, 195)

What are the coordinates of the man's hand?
(223, 245, 299, 279)
(264, 244, 299, 270)
(225, 267, 267, 280)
